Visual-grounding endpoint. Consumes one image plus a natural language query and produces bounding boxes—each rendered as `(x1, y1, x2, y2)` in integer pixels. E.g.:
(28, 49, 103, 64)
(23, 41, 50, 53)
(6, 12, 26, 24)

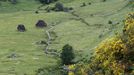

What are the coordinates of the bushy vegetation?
(61, 44, 75, 65)
(0, 0, 133, 75)
(67, 13, 134, 75)
(44, 2, 73, 12)
(54, 2, 64, 11)
(38, 0, 58, 4)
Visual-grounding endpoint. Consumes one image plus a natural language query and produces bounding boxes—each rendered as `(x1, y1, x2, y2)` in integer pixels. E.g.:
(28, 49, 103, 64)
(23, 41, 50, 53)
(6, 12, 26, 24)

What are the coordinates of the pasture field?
(0, 0, 133, 75)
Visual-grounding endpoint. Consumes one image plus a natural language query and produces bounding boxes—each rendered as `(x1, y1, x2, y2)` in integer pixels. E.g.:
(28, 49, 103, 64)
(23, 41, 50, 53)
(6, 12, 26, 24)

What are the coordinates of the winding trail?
(44, 25, 60, 57)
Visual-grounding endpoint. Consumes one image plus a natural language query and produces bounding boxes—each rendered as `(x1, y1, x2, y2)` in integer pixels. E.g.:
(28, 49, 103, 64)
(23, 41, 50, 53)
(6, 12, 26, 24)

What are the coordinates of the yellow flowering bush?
(88, 13, 134, 75)
(68, 64, 88, 75)
(68, 64, 75, 75)
(67, 13, 134, 75)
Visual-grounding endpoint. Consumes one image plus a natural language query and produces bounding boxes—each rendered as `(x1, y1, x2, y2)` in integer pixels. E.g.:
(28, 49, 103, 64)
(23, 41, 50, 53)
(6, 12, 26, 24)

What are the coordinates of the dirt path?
(44, 25, 60, 57)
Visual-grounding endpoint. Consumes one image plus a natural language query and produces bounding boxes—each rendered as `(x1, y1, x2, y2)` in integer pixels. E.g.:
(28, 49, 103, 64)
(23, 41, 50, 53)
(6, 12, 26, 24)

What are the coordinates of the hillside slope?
(0, 0, 133, 75)
(67, 12, 134, 75)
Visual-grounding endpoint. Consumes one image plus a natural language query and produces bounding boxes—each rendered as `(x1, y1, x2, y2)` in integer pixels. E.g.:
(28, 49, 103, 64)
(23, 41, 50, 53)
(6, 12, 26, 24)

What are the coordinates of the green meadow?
(0, 0, 133, 75)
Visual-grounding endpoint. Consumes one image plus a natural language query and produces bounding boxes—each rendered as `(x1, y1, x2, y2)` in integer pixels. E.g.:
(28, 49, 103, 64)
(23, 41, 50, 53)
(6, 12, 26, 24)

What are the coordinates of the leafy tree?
(60, 44, 75, 65)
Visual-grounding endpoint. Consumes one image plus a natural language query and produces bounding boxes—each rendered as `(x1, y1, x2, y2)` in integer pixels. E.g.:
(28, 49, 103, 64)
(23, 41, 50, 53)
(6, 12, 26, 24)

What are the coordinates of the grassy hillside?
(68, 12, 134, 75)
(0, 0, 133, 75)
(47, 0, 133, 57)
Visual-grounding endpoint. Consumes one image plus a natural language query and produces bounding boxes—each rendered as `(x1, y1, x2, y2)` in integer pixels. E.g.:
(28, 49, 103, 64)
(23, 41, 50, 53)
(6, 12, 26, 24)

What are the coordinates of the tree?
(60, 44, 75, 65)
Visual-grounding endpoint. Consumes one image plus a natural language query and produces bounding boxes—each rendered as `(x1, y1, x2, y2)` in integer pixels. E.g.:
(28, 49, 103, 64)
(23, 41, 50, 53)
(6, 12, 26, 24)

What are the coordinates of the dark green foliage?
(102, 0, 106, 2)
(55, 2, 64, 11)
(125, 66, 133, 73)
(125, 50, 134, 61)
(88, 2, 91, 5)
(113, 52, 124, 61)
(35, 11, 39, 14)
(44, 2, 72, 12)
(108, 20, 112, 24)
(38, 0, 58, 4)
(60, 44, 75, 65)
(17, 24, 26, 32)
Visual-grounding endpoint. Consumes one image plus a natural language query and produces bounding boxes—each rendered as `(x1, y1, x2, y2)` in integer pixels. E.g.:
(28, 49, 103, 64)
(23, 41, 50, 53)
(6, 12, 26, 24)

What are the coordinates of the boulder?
(17, 24, 26, 32)
(36, 20, 47, 28)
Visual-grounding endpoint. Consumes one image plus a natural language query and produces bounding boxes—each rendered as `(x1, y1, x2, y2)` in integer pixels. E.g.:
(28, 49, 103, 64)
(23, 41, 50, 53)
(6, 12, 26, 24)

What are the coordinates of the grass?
(0, 11, 58, 75)
(0, 0, 40, 13)
(0, 0, 133, 75)
(48, 0, 133, 57)
(0, 10, 75, 75)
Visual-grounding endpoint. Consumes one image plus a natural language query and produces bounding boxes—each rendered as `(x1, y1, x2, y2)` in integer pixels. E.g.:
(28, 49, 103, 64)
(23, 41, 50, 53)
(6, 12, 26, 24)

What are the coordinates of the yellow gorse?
(68, 13, 134, 75)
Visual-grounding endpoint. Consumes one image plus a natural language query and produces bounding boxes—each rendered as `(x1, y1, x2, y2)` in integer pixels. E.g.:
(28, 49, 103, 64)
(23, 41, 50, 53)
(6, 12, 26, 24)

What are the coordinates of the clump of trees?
(102, 0, 106, 2)
(54, 2, 73, 12)
(45, 2, 73, 12)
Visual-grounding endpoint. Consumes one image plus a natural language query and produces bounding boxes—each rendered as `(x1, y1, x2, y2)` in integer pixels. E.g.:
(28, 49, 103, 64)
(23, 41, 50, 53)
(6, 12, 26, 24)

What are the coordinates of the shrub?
(108, 20, 112, 24)
(38, 0, 58, 4)
(102, 0, 106, 2)
(44, 2, 72, 12)
(60, 44, 75, 65)
(54, 2, 64, 11)
(88, 2, 91, 5)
